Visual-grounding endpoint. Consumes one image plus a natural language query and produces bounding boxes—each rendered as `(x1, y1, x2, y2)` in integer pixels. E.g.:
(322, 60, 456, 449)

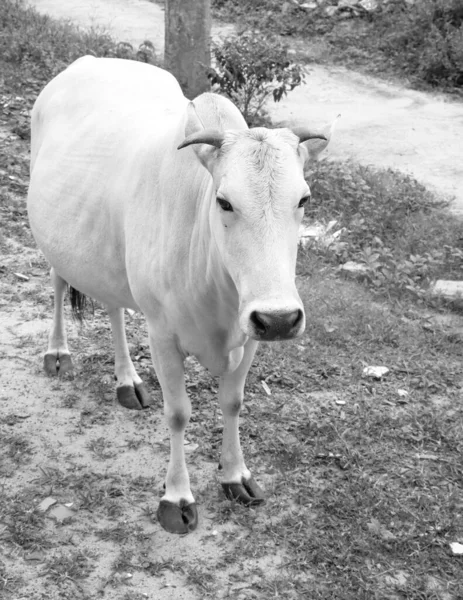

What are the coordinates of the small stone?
(363, 366, 389, 379)
(450, 542, 463, 554)
(431, 280, 463, 300)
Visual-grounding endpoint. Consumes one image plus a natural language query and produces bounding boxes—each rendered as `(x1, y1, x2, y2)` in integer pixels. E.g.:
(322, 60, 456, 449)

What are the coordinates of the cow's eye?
(217, 197, 233, 212)
(298, 195, 311, 208)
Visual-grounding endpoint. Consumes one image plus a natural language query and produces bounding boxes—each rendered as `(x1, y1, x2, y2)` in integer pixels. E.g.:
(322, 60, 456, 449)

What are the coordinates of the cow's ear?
(297, 115, 339, 165)
(179, 102, 223, 171)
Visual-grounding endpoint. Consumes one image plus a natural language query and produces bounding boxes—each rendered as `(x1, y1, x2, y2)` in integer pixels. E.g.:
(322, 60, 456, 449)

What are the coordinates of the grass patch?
(42, 548, 97, 586)
(0, 492, 51, 553)
(305, 159, 463, 304)
(211, 272, 463, 598)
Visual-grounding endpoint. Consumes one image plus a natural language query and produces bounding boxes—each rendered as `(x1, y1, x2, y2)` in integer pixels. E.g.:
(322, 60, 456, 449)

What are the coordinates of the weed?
(0, 493, 51, 552)
(86, 436, 116, 460)
(185, 565, 216, 593)
(62, 393, 80, 409)
(42, 548, 97, 585)
(121, 592, 150, 600)
(95, 521, 143, 543)
(0, 431, 33, 467)
(0, 560, 22, 599)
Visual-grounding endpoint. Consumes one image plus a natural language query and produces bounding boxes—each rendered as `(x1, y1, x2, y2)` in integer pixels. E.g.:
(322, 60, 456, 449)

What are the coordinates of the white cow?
(27, 57, 332, 534)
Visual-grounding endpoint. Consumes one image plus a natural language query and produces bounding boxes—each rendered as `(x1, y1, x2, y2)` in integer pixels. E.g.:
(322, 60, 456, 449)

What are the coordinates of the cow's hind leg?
(148, 327, 197, 534)
(219, 339, 265, 506)
(44, 267, 74, 375)
(107, 307, 153, 410)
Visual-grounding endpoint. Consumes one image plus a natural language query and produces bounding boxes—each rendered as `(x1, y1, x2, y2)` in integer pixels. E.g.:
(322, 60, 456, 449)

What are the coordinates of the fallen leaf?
(13, 272, 29, 281)
(261, 381, 271, 396)
(37, 497, 57, 512)
(49, 504, 76, 522)
(184, 442, 199, 453)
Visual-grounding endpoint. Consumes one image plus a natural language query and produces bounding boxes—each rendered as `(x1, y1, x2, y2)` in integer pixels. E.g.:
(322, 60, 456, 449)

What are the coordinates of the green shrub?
(208, 30, 304, 126)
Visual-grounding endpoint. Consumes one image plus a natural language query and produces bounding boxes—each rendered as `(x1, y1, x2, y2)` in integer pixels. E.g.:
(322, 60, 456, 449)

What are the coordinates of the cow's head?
(178, 100, 335, 342)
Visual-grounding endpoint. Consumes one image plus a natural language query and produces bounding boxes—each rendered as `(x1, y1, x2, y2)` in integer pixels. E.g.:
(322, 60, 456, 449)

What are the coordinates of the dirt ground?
(27, 0, 463, 214)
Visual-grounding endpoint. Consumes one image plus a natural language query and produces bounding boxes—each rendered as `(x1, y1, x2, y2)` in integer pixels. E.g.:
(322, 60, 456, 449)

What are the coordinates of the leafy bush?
(208, 30, 304, 126)
(376, 0, 463, 87)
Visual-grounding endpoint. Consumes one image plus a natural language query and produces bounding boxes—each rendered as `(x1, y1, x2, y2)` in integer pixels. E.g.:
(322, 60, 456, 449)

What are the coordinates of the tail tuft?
(69, 286, 88, 321)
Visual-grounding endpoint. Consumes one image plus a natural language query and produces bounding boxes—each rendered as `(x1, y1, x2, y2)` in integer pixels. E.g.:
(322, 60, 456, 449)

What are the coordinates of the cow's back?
(30, 56, 186, 167)
(28, 57, 188, 308)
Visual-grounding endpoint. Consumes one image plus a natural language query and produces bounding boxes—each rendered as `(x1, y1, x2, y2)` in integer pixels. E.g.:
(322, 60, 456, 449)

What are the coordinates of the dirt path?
(27, 0, 463, 214)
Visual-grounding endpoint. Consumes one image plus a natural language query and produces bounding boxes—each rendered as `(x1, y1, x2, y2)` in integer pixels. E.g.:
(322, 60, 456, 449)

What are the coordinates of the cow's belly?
(28, 146, 138, 309)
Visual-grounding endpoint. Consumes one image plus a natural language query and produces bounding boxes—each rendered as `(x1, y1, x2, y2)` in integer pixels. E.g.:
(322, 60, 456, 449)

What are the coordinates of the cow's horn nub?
(291, 127, 327, 144)
(178, 130, 225, 150)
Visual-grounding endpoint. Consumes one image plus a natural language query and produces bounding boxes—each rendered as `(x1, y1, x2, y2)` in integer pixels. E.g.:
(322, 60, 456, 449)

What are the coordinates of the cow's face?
(210, 130, 308, 341)
(179, 108, 333, 342)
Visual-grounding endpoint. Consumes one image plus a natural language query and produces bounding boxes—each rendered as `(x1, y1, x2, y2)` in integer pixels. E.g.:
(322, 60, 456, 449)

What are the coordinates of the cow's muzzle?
(249, 308, 304, 341)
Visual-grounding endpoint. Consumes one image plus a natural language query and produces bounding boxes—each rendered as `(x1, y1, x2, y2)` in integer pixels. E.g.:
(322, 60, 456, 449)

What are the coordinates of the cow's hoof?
(44, 352, 73, 376)
(157, 499, 198, 534)
(134, 382, 155, 408)
(117, 383, 154, 410)
(222, 476, 266, 506)
(58, 354, 74, 375)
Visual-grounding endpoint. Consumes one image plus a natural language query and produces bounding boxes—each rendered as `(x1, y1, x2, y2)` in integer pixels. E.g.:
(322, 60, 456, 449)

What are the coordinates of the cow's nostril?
(250, 310, 268, 335)
(289, 309, 303, 329)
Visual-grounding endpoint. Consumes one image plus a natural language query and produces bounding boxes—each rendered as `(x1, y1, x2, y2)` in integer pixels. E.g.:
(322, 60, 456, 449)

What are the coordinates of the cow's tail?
(69, 286, 89, 322)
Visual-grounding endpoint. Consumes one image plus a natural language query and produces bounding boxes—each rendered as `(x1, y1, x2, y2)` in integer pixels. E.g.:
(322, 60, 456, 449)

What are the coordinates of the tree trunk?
(165, 0, 211, 99)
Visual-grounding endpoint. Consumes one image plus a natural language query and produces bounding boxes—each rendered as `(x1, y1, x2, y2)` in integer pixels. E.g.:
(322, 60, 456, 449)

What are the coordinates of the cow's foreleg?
(149, 331, 197, 534)
(107, 307, 153, 410)
(44, 268, 73, 375)
(219, 339, 265, 506)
